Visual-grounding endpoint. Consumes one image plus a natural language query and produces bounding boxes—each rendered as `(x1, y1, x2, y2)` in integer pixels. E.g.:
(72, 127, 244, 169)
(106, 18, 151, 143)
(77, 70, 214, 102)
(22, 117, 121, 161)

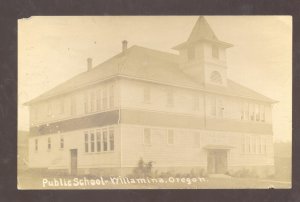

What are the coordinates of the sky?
(18, 16, 292, 142)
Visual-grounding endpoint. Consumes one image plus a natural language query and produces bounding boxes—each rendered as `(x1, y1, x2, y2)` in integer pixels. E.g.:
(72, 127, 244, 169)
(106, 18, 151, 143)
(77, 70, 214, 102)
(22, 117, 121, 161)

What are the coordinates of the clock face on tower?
(210, 71, 223, 84)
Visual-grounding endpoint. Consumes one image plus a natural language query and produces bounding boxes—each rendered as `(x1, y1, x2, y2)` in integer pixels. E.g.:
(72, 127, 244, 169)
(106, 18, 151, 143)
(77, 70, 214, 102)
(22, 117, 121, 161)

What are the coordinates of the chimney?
(87, 57, 92, 71)
(122, 40, 128, 52)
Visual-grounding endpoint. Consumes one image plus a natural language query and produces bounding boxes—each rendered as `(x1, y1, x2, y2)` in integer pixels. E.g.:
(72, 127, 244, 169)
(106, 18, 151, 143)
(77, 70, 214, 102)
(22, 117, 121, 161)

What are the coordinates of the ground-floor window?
(60, 136, 64, 149)
(83, 126, 115, 153)
(35, 139, 38, 151)
(109, 127, 114, 151)
(47, 137, 51, 151)
(90, 131, 95, 152)
(143, 128, 151, 145)
(84, 132, 89, 152)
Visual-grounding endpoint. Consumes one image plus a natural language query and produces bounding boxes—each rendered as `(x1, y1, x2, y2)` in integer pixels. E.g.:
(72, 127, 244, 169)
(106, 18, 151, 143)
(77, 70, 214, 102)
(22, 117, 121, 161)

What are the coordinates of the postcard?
(17, 16, 292, 189)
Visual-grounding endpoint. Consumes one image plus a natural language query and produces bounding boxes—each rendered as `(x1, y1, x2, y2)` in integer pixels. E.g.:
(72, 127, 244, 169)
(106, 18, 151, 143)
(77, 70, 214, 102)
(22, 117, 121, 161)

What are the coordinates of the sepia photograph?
(17, 16, 292, 189)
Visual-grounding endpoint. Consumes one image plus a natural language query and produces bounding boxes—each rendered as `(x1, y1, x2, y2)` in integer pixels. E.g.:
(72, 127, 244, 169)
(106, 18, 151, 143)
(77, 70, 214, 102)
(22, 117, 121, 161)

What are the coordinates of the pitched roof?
(26, 45, 275, 105)
(187, 16, 219, 42)
(25, 17, 275, 105)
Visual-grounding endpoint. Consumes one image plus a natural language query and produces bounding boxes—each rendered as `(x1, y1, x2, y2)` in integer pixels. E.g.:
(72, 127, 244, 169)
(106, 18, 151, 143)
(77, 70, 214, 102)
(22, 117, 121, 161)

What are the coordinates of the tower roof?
(173, 16, 233, 50)
(187, 16, 218, 42)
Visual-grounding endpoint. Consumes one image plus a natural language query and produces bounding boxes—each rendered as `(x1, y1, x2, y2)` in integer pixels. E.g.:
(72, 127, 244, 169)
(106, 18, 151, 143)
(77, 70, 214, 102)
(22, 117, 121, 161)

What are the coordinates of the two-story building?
(25, 16, 275, 177)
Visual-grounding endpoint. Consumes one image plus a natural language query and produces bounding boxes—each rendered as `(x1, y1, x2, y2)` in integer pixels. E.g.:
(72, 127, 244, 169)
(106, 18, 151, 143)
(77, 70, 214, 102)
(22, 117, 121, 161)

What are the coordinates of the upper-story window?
(187, 46, 195, 61)
(255, 104, 260, 121)
(261, 105, 266, 122)
(166, 89, 174, 107)
(210, 96, 217, 116)
(59, 98, 64, 114)
(210, 71, 222, 84)
(143, 86, 151, 103)
(217, 99, 224, 118)
(102, 88, 108, 110)
(96, 90, 102, 111)
(109, 85, 114, 108)
(70, 95, 76, 116)
(84, 92, 89, 114)
(47, 102, 52, 117)
(212, 46, 219, 59)
(210, 96, 224, 118)
(90, 91, 95, 112)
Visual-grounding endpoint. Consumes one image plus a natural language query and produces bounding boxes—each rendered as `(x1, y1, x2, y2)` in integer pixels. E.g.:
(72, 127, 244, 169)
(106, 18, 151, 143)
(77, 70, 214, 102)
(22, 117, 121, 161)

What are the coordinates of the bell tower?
(173, 16, 233, 86)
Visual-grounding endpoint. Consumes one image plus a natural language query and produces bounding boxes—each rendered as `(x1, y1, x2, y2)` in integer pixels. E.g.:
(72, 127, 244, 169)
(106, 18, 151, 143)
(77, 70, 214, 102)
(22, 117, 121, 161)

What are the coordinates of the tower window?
(212, 46, 219, 58)
(187, 47, 195, 61)
(210, 71, 222, 84)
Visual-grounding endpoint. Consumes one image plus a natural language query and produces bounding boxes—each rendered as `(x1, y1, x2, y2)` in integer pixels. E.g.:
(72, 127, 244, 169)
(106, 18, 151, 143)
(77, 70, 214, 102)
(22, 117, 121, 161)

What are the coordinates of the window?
(263, 138, 267, 154)
(187, 46, 195, 61)
(84, 92, 88, 114)
(35, 139, 38, 151)
(241, 136, 245, 154)
(90, 91, 95, 112)
(143, 86, 151, 103)
(144, 128, 151, 145)
(167, 129, 174, 145)
(60, 136, 64, 149)
(194, 95, 200, 111)
(90, 131, 95, 152)
(109, 85, 114, 108)
(255, 104, 260, 121)
(96, 90, 101, 111)
(48, 137, 51, 150)
(210, 71, 222, 84)
(60, 98, 64, 114)
(258, 136, 262, 154)
(47, 103, 52, 117)
(212, 46, 219, 58)
(245, 102, 249, 120)
(96, 130, 101, 152)
(261, 105, 265, 122)
(217, 99, 224, 118)
(109, 128, 115, 151)
(70, 95, 76, 116)
(84, 132, 89, 152)
(166, 89, 174, 106)
(249, 103, 255, 121)
(102, 88, 108, 109)
(210, 96, 216, 116)
(103, 129, 108, 151)
(194, 132, 200, 147)
(251, 137, 256, 154)
(246, 136, 250, 153)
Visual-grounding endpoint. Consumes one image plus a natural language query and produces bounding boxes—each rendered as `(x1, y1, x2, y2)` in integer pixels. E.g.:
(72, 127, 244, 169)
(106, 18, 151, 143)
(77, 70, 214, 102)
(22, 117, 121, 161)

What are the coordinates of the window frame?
(47, 137, 51, 151)
(167, 129, 174, 145)
(143, 128, 152, 145)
